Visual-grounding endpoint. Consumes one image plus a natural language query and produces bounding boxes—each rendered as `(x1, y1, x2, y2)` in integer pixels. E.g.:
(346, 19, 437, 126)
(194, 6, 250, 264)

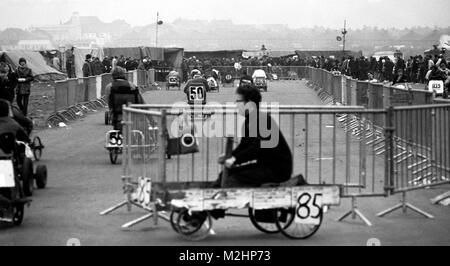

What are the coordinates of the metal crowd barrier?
(302, 66, 450, 221)
(101, 104, 397, 228)
(47, 69, 157, 127)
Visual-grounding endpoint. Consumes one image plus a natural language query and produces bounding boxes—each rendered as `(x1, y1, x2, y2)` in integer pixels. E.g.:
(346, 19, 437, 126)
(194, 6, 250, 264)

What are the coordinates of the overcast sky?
(1, 0, 449, 30)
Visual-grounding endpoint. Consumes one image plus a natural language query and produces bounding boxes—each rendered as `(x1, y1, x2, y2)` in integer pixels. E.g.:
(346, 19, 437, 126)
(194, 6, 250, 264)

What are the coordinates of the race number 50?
(295, 192, 323, 225)
(189, 86, 205, 101)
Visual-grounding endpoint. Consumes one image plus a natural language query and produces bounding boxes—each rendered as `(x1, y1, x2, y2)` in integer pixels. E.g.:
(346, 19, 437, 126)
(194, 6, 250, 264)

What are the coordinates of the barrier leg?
(377, 191, 434, 219)
(99, 200, 129, 216)
(337, 196, 372, 226)
(431, 191, 450, 206)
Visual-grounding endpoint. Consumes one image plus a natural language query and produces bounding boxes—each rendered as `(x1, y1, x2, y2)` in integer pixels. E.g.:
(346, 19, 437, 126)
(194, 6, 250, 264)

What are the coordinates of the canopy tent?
(184, 50, 244, 60)
(295, 50, 363, 59)
(163, 48, 184, 69)
(268, 51, 296, 58)
(140, 47, 165, 61)
(103, 47, 143, 60)
(72, 46, 183, 78)
(73, 47, 104, 78)
(0, 50, 66, 81)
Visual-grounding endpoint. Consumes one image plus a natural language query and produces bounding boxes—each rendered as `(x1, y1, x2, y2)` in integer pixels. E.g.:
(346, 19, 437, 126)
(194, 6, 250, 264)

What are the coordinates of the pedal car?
(105, 130, 123, 165)
(0, 133, 32, 226)
(166, 76, 181, 91)
(206, 76, 219, 92)
(254, 77, 268, 92)
(223, 74, 234, 87)
(252, 69, 268, 92)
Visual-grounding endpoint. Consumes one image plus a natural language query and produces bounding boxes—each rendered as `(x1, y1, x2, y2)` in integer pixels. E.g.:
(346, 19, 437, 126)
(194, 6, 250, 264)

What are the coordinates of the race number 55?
(189, 86, 205, 101)
(295, 192, 323, 225)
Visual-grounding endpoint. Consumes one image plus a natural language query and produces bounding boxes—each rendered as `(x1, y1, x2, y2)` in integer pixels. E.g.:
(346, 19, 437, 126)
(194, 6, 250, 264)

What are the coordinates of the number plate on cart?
(295, 190, 323, 225)
(0, 161, 15, 188)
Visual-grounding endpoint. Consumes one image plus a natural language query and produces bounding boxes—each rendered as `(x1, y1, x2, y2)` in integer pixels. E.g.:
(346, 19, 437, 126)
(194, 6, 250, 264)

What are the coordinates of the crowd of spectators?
(81, 54, 172, 78)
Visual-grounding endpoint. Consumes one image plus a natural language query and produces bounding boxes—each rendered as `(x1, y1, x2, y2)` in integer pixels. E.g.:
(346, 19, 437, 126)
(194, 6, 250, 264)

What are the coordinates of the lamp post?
(155, 12, 163, 47)
(337, 20, 348, 59)
(341, 20, 348, 58)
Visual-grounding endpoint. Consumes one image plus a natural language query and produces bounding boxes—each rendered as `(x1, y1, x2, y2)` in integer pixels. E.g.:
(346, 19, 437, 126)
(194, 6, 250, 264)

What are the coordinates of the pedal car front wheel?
(35, 165, 48, 189)
(274, 208, 322, 240)
(175, 209, 213, 241)
(109, 149, 120, 165)
(12, 204, 24, 226)
(32, 137, 44, 161)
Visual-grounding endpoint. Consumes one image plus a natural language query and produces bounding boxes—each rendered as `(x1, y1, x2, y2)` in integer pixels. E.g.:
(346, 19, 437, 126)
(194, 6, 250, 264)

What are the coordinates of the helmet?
(112, 66, 127, 80)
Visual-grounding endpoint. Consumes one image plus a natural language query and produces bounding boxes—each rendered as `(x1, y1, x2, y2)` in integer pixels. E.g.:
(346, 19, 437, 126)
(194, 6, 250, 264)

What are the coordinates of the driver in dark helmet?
(106, 67, 144, 131)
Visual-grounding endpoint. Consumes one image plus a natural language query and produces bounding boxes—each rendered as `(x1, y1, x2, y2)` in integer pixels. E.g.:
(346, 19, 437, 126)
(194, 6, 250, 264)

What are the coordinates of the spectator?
(15, 58, 34, 116)
(66, 47, 75, 78)
(92, 57, 104, 76)
(102, 56, 112, 73)
(0, 62, 17, 103)
(52, 55, 61, 71)
(82, 54, 93, 77)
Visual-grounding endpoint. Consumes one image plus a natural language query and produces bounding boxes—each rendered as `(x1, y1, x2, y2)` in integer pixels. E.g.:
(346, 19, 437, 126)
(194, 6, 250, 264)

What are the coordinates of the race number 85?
(295, 192, 323, 225)
(189, 86, 205, 101)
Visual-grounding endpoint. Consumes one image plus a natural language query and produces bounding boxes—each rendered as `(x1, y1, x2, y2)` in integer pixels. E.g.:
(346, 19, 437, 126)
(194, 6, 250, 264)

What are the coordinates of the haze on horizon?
(1, 0, 449, 30)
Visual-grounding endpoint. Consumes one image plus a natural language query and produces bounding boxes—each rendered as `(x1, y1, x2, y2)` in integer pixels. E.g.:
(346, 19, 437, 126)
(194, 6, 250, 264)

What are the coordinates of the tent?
(163, 48, 184, 69)
(0, 50, 66, 81)
(184, 50, 244, 60)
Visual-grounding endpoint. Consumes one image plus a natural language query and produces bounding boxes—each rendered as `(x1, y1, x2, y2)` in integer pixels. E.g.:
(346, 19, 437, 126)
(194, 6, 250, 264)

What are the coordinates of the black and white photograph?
(0, 0, 449, 251)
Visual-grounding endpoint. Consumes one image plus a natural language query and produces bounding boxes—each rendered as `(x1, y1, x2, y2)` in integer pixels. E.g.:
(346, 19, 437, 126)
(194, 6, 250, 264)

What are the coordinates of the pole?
(342, 20, 347, 59)
(155, 12, 159, 48)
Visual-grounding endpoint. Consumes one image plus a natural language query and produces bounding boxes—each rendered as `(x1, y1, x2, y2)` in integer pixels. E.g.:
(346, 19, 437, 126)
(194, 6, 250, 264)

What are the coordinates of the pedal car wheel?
(248, 208, 280, 234)
(274, 208, 322, 240)
(170, 209, 182, 233)
(176, 209, 212, 241)
(32, 137, 43, 161)
(35, 165, 48, 189)
(109, 149, 119, 164)
(104, 111, 109, 125)
(22, 158, 34, 197)
(12, 204, 24, 226)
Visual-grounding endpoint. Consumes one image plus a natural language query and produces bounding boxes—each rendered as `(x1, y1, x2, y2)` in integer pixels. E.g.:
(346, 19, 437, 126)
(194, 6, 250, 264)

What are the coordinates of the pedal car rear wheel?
(22, 158, 34, 197)
(35, 165, 48, 189)
(175, 209, 213, 241)
(274, 208, 322, 240)
(32, 137, 44, 161)
(248, 208, 280, 234)
(109, 149, 119, 164)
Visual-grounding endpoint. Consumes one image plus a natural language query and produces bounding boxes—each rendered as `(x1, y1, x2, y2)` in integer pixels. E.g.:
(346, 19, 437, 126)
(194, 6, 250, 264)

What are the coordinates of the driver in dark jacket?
(213, 84, 293, 188)
(106, 67, 144, 131)
(0, 99, 29, 143)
